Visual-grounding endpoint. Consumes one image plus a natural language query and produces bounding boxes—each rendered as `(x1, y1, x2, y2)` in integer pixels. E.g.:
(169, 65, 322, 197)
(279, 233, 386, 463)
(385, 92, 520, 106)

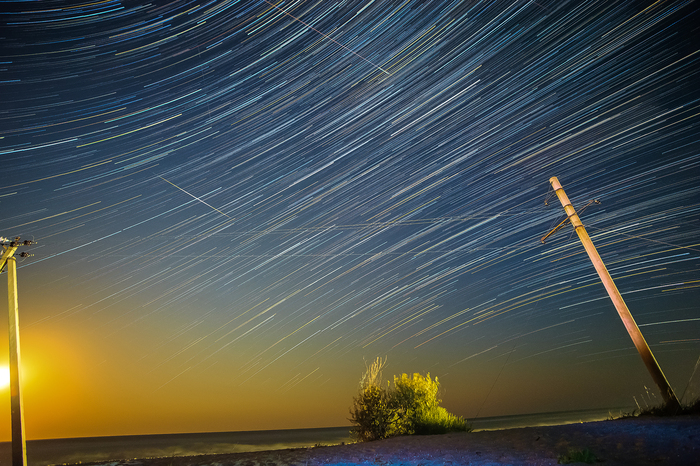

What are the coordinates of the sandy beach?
(86, 415, 700, 466)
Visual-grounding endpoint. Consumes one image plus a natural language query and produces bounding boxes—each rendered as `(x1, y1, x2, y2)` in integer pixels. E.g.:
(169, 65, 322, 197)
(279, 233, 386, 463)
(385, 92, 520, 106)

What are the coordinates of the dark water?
(0, 408, 625, 466)
(469, 407, 628, 431)
(0, 426, 353, 466)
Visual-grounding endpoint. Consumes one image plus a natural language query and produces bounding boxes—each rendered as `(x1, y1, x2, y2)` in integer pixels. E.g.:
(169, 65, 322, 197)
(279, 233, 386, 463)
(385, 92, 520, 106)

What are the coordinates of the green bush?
(349, 357, 397, 441)
(349, 383, 397, 441)
(350, 358, 470, 441)
(414, 405, 472, 435)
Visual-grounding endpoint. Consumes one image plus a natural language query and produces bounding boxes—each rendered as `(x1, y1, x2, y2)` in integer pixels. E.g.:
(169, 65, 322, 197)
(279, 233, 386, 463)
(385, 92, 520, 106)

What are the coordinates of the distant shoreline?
(76, 415, 700, 466)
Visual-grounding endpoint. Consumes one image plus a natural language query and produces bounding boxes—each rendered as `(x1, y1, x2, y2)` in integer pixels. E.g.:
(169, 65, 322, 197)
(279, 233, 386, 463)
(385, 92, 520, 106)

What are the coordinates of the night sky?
(1, 0, 699, 440)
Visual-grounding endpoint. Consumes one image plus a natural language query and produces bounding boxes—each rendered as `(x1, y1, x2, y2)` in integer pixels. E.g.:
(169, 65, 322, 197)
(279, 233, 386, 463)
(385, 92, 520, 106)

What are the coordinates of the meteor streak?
(158, 175, 232, 219)
(262, 0, 391, 76)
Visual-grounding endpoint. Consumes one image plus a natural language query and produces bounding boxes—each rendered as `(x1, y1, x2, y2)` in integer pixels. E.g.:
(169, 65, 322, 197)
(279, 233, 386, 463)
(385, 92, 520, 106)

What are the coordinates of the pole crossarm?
(546, 177, 681, 411)
(540, 216, 571, 243)
(541, 199, 601, 243)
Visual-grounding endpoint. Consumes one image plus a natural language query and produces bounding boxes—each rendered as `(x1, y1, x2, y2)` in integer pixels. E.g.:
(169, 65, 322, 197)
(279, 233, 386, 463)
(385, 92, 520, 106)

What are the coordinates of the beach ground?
(88, 415, 700, 466)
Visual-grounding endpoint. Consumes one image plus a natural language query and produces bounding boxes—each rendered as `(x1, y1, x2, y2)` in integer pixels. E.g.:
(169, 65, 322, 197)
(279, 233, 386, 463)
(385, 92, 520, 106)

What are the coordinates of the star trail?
(0, 0, 699, 439)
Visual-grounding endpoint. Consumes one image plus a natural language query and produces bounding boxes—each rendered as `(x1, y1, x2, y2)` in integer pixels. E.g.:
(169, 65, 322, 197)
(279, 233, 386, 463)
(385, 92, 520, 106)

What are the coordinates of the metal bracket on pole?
(545, 177, 680, 410)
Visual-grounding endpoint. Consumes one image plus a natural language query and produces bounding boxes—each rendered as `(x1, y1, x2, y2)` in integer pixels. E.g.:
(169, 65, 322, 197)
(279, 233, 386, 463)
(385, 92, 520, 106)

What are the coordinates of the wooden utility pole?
(546, 177, 680, 410)
(1, 237, 31, 466)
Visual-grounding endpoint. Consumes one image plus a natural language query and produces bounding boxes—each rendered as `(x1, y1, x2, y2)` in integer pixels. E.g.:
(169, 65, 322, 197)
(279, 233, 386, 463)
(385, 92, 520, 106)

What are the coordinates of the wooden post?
(549, 176, 680, 410)
(7, 256, 27, 466)
(2, 240, 27, 466)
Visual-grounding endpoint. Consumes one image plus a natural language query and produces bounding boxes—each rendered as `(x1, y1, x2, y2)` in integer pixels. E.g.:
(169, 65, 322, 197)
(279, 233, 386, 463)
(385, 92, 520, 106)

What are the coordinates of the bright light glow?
(0, 366, 9, 389)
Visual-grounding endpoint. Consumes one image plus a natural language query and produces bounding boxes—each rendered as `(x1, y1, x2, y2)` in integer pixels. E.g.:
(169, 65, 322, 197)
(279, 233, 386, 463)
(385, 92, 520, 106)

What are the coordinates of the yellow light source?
(0, 366, 9, 389)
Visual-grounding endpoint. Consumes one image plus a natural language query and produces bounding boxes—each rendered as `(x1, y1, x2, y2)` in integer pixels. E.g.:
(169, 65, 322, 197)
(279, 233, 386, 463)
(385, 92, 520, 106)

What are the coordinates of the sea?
(0, 407, 631, 466)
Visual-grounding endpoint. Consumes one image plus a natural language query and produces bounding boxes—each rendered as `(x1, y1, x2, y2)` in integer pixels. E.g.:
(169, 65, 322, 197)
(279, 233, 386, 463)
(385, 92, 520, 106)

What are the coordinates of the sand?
(90, 415, 700, 466)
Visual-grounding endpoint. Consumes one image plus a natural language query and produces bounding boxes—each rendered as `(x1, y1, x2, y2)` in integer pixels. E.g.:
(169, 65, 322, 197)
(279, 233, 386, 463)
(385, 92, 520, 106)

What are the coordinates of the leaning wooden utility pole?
(1, 237, 32, 466)
(546, 177, 681, 411)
